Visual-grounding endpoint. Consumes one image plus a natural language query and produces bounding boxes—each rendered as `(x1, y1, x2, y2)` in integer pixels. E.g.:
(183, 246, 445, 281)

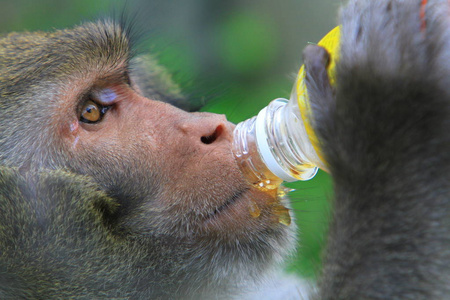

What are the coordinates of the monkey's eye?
(80, 100, 110, 124)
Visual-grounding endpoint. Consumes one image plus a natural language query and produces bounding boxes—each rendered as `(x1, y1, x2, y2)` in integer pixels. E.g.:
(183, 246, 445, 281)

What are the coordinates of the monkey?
(1, 0, 450, 299)
(0, 18, 305, 299)
(301, 0, 450, 299)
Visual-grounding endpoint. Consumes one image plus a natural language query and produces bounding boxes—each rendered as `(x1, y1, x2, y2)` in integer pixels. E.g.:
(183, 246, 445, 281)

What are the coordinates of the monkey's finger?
(302, 44, 335, 131)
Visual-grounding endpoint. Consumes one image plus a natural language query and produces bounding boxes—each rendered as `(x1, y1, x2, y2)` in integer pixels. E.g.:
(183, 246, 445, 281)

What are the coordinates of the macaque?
(0, 0, 449, 299)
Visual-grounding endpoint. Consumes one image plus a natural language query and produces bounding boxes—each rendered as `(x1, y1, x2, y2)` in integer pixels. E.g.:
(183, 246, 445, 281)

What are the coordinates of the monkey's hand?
(302, 44, 336, 152)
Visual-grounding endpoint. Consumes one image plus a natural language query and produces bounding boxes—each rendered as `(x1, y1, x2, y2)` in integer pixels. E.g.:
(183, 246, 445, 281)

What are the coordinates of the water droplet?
(278, 212, 291, 226)
(277, 189, 287, 198)
(249, 200, 261, 218)
(273, 203, 291, 226)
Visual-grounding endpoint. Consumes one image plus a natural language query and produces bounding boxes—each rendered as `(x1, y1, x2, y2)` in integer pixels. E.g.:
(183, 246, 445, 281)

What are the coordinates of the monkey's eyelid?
(96, 88, 117, 105)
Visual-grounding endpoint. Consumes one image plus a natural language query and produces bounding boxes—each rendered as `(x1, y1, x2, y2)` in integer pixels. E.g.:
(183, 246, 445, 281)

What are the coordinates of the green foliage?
(214, 11, 279, 75)
(0, 0, 111, 31)
(285, 171, 332, 279)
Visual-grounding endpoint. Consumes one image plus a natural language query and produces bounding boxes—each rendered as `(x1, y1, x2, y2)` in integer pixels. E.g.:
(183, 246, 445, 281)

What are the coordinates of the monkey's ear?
(129, 54, 193, 111)
(302, 44, 336, 147)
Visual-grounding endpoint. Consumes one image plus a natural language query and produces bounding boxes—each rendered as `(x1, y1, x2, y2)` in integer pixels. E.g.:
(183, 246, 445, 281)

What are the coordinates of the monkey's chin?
(201, 186, 293, 240)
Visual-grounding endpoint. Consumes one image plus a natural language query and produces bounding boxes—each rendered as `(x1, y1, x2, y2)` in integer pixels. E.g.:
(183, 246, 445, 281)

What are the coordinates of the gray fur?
(304, 0, 450, 299)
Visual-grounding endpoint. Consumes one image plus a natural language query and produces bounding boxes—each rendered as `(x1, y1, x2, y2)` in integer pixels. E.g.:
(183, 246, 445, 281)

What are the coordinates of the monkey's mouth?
(207, 188, 249, 219)
(201, 185, 291, 236)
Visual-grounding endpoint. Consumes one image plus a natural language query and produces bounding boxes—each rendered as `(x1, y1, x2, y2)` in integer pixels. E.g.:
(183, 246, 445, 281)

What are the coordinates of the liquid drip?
(249, 200, 261, 218)
(277, 187, 295, 198)
(247, 184, 292, 226)
(272, 203, 291, 226)
(255, 179, 282, 191)
(274, 186, 292, 226)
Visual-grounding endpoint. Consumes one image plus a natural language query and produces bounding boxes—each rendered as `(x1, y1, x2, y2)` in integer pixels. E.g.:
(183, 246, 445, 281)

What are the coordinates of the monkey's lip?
(206, 188, 250, 220)
(201, 185, 282, 232)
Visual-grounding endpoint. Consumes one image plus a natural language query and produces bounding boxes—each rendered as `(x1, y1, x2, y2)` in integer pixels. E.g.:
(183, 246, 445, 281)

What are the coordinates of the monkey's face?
(58, 77, 288, 242)
(15, 22, 294, 252)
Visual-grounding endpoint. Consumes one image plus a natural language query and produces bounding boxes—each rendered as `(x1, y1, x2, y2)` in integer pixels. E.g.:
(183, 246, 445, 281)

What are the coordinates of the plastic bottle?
(232, 27, 340, 190)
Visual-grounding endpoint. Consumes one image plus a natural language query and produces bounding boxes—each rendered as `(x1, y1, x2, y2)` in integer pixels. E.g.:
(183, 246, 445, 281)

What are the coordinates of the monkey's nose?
(201, 125, 224, 145)
(180, 113, 233, 145)
(199, 114, 235, 145)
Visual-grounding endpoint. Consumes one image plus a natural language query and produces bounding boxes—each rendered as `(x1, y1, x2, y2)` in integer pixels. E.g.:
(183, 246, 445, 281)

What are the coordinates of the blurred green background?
(0, 0, 339, 280)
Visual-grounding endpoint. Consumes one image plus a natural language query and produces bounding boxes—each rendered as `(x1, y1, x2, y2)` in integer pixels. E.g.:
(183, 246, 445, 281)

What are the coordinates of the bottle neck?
(233, 98, 323, 189)
(232, 112, 283, 190)
(255, 98, 320, 181)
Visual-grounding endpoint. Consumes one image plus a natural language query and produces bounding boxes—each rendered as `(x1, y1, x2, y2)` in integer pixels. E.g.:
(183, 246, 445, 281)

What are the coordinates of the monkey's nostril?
(201, 125, 223, 145)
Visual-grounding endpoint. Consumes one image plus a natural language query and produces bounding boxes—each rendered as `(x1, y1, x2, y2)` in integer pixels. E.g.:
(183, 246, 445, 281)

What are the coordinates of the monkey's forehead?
(0, 20, 132, 82)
